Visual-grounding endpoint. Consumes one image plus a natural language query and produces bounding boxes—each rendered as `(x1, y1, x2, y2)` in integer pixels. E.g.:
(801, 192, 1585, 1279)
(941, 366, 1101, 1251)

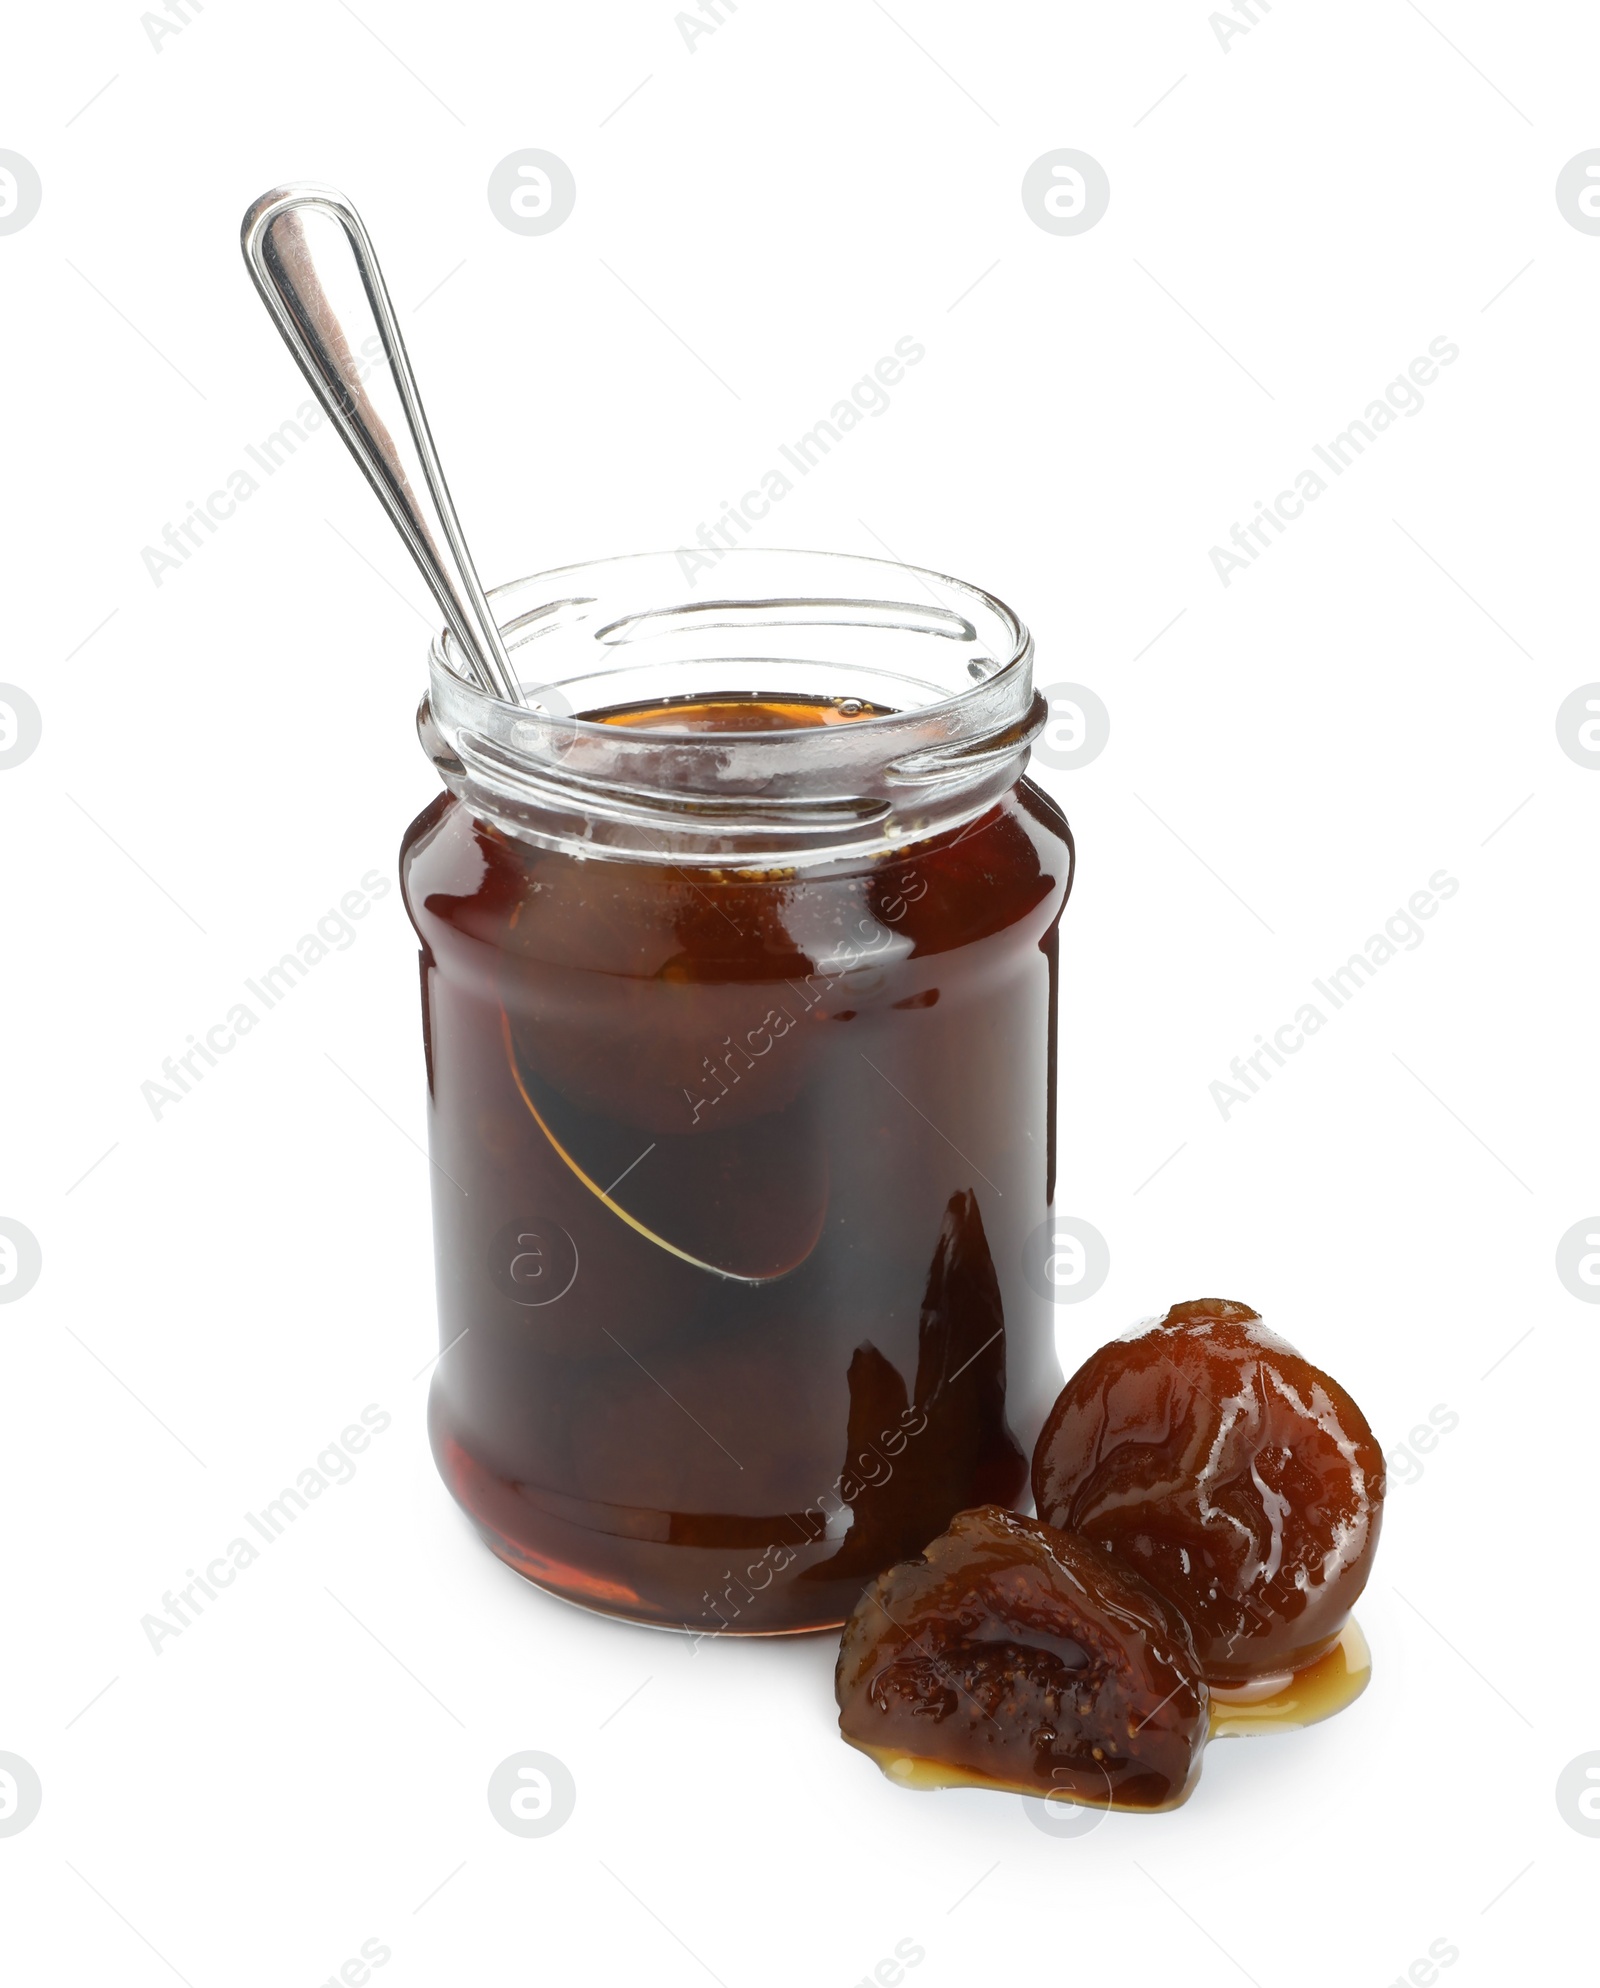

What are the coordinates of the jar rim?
(446, 544, 1029, 725)
(421, 548, 1044, 866)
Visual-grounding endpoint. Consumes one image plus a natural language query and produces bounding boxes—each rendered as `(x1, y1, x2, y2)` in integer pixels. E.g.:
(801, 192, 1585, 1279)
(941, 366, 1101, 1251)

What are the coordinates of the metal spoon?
(240, 184, 523, 705)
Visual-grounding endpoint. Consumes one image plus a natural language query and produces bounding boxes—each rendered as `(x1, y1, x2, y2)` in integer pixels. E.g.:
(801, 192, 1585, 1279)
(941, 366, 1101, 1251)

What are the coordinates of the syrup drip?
(852, 1745, 1198, 1813)
(1207, 1617, 1370, 1737)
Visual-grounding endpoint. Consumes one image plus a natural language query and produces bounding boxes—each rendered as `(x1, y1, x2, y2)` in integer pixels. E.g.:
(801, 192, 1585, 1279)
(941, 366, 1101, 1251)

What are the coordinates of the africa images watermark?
(1210, 0, 1280, 54)
(140, 1405, 393, 1654)
(1386, 1402, 1459, 1488)
(140, 0, 209, 55)
(692, 1393, 934, 1648)
(675, 335, 925, 585)
(1208, 336, 1460, 587)
(141, 870, 392, 1119)
(1210, 867, 1459, 1119)
(674, 0, 746, 54)
(681, 862, 927, 1124)
(138, 335, 390, 587)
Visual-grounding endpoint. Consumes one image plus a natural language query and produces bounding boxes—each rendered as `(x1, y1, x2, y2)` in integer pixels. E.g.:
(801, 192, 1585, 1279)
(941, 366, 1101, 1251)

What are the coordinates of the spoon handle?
(241, 184, 523, 705)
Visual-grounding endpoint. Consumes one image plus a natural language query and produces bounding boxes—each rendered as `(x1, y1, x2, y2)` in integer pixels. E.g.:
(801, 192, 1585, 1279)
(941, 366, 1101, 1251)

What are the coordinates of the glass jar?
(400, 550, 1073, 1635)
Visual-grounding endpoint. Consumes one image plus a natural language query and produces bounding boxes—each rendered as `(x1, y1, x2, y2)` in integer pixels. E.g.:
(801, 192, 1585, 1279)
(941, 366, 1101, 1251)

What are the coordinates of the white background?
(2, 2, 1596, 1982)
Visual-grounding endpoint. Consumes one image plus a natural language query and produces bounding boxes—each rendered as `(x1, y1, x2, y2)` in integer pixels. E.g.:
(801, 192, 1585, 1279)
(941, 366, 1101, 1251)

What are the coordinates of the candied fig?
(836, 1505, 1208, 1810)
(1032, 1298, 1385, 1687)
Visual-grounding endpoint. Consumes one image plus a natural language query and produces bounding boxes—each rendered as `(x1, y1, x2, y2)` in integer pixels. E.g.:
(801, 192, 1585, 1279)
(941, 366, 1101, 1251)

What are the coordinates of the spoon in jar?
(240, 184, 524, 705)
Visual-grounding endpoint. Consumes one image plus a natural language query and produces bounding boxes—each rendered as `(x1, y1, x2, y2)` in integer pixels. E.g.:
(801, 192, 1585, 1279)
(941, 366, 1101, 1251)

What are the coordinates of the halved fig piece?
(1032, 1298, 1385, 1687)
(836, 1505, 1208, 1810)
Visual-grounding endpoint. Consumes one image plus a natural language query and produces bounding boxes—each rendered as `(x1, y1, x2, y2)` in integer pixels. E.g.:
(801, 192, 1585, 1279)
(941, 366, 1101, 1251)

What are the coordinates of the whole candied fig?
(836, 1505, 1208, 1810)
(1032, 1298, 1385, 1687)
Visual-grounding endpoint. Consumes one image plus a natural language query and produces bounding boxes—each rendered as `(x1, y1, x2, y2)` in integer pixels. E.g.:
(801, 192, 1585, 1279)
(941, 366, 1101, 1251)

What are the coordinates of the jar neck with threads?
(418, 549, 1044, 869)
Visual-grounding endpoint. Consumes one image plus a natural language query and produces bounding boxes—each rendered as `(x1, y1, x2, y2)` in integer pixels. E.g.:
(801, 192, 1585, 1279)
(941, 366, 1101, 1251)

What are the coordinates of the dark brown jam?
(837, 1506, 1209, 1809)
(401, 694, 1073, 1633)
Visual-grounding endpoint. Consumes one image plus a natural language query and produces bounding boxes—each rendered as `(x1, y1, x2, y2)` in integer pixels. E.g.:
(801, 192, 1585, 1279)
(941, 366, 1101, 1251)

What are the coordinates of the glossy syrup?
(1206, 1618, 1371, 1737)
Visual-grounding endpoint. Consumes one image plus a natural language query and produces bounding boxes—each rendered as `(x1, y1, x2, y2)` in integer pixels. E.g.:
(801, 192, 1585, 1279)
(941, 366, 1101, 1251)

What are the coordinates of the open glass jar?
(400, 550, 1073, 1634)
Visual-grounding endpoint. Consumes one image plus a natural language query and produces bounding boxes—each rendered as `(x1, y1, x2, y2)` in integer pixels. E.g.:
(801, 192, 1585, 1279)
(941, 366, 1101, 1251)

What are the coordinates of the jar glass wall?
(401, 551, 1073, 1634)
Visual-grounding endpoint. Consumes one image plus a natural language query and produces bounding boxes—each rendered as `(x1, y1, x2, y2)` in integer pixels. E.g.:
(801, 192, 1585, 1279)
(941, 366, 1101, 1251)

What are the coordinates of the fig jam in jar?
(401, 551, 1073, 1634)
